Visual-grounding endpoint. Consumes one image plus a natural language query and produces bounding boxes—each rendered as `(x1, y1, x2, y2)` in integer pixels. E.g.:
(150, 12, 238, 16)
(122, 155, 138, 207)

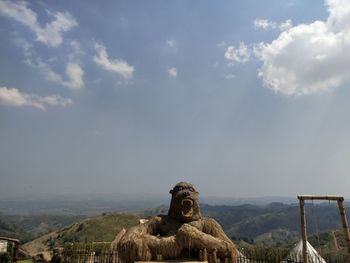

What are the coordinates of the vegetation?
(0, 214, 85, 243)
(0, 253, 11, 263)
(0, 218, 26, 240)
(55, 213, 138, 243)
(22, 213, 139, 255)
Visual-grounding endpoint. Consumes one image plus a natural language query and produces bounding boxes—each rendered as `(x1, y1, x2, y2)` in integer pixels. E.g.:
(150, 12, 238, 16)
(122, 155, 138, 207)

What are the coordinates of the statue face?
(168, 182, 201, 223)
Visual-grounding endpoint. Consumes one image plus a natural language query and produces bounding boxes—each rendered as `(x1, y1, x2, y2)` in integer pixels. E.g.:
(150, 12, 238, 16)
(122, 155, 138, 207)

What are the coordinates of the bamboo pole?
(332, 231, 339, 251)
(298, 198, 308, 263)
(298, 195, 344, 201)
(337, 199, 350, 254)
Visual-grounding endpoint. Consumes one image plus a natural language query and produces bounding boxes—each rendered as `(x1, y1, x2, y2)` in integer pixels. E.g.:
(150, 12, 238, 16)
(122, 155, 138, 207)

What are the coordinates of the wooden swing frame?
(298, 195, 350, 263)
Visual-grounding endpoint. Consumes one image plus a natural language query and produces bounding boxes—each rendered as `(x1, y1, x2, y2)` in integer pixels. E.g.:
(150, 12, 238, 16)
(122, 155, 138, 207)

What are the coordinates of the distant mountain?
(0, 193, 168, 215)
(201, 202, 349, 246)
(201, 196, 297, 206)
(0, 194, 299, 215)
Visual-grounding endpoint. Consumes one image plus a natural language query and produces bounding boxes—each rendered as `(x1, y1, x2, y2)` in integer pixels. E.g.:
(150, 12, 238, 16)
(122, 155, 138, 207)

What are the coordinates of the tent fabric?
(237, 251, 249, 262)
(283, 240, 326, 263)
(0, 240, 7, 253)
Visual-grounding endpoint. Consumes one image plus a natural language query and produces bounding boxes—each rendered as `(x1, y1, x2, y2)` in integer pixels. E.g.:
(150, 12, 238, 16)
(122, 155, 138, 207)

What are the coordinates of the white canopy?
(0, 240, 7, 253)
(283, 240, 326, 263)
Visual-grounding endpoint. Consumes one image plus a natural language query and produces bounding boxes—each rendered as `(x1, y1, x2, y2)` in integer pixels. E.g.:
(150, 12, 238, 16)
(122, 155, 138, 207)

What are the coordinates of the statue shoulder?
(200, 217, 227, 236)
(201, 216, 221, 226)
(150, 215, 164, 222)
(138, 215, 164, 227)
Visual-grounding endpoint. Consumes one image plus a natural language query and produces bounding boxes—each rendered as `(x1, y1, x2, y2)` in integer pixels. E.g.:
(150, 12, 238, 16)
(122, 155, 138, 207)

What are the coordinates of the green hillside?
(22, 213, 139, 255)
(0, 217, 25, 239)
(0, 213, 85, 243)
(55, 213, 139, 243)
(6, 214, 85, 235)
(253, 229, 299, 247)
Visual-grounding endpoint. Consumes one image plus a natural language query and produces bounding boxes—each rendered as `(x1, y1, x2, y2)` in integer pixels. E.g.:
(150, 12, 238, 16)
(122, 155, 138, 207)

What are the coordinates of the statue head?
(168, 182, 201, 223)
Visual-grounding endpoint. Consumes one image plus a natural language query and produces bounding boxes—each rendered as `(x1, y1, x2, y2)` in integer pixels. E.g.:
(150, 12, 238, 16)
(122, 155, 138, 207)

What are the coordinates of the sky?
(1, 0, 350, 199)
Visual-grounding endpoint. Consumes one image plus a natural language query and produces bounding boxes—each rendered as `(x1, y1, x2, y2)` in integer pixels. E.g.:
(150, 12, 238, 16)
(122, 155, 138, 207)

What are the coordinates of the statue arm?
(177, 218, 238, 260)
(202, 218, 239, 257)
(117, 216, 181, 262)
(117, 217, 162, 262)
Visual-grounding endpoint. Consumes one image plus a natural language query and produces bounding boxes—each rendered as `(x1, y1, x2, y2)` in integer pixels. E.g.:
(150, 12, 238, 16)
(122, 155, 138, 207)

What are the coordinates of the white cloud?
(280, 20, 293, 31)
(13, 35, 33, 57)
(218, 41, 227, 48)
(93, 43, 134, 79)
(0, 86, 72, 110)
(253, 19, 293, 31)
(326, 0, 350, 30)
(257, 0, 350, 95)
(65, 63, 84, 90)
(225, 42, 251, 64)
(225, 73, 236, 79)
(13, 35, 84, 90)
(0, 1, 77, 47)
(254, 19, 277, 30)
(68, 40, 84, 59)
(168, 67, 177, 78)
(25, 57, 62, 83)
(36, 95, 72, 107)
(166, 40, 176, 48)
(26, 58, 84, 90)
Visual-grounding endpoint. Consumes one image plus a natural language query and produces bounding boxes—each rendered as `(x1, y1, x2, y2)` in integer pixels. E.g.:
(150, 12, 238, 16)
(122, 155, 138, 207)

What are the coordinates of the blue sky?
(1, 0, 350, 198)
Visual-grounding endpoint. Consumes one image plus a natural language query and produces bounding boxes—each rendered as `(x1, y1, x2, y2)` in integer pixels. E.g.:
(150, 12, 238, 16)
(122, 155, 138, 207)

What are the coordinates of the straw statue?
(117, 182, 239, 263)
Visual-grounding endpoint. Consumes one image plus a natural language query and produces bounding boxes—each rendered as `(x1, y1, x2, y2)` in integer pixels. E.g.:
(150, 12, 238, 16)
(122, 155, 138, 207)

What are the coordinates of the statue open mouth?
(181, 199, 193, 217)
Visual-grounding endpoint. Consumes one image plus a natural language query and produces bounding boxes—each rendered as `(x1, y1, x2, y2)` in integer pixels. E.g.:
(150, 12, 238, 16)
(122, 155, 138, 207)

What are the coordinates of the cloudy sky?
(1, 0, 350, 199)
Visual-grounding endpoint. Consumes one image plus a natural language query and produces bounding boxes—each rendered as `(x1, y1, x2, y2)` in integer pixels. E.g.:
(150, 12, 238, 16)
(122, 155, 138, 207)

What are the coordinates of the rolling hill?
(0, 213, 85, 243)
(0, 217, 25, 240)
(22, 213, 139, 255)
(201, 202, 349, 244)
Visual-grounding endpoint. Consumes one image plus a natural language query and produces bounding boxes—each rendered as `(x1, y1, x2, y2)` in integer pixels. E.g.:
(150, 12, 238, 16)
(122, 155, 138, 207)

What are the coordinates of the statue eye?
(188, 187, 194, 192)
(174, 186, 183, 192)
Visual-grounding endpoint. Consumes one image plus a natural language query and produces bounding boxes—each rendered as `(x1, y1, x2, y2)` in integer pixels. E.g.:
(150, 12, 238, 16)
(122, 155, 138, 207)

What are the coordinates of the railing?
(56, 244, 349, 263)
(237, 246, 349, 263)
(58, 243, 121, 263)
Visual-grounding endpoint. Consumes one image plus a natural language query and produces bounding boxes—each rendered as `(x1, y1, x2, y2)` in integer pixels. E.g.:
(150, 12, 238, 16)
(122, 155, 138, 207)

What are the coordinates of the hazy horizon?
(1, 0, 350, 199)
(0, 189, 301, 201)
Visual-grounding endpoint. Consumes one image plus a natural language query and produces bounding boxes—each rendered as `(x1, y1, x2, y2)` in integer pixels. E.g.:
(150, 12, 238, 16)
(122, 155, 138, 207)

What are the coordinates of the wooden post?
(298, 197, 308, 263)
(337, 199, 350, 254)
(13, 241, 19, 263)
(297, 195, 350, 261)
(332, 231, 339, 251)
